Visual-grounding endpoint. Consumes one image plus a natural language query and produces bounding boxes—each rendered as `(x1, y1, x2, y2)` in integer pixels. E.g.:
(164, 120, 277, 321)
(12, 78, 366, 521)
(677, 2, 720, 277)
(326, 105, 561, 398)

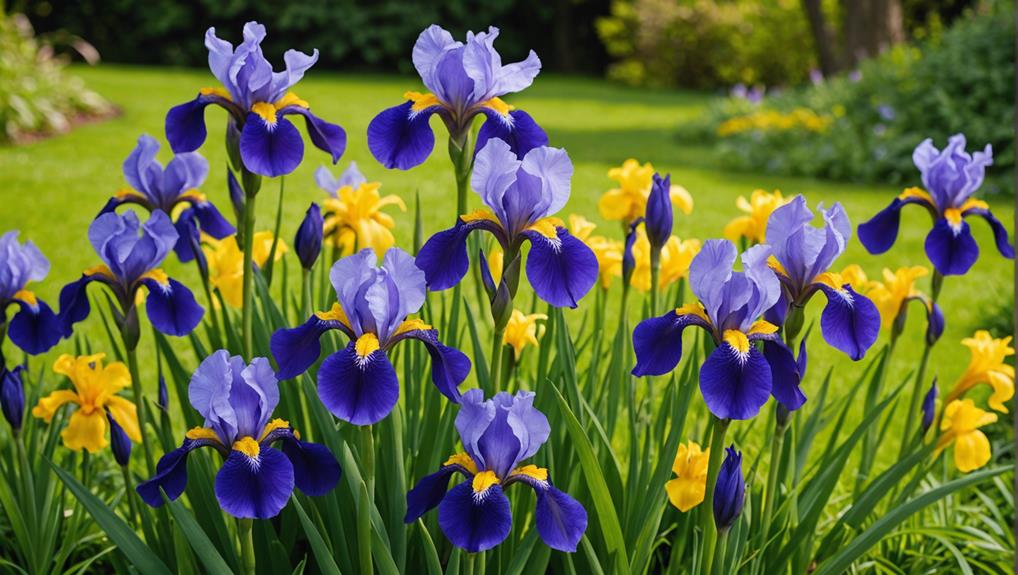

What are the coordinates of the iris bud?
(157, 373, 169, 411)
(921, 379, 938, 434)
(479, 249, 497, 299)
(107, 412, 133, 467)
(294, 203, 324, 270)
(622, 219, 641, 288)
(227, 169, 245, 226)
(0, 365, 25, 431)
(926, 303, 945, 347)
(645, 173, 673, 256)
(713, 445, 745, 532)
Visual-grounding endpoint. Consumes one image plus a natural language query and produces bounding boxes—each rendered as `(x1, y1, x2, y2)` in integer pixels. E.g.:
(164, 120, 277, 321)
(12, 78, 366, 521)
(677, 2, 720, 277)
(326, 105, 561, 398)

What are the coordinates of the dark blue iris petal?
(925, 218, 979, 276)
(281, 106, 346, 164)
(239, 113, 305, 177)
(279, 437, 342, 497)
(764, 289, 789, 326)
(317, 343, 400, 425)
(8, 298, 62, 355)
(166, 95, 213, 154)
(136, 438, 213, 507)
(965, 207, 1015, 260)
(762, 340, 806, 411)
(699, 344, 772, 420)
(57, 274, 99, 337)
(475, 109, 548, 160)
(405, 465, 462, 523)
(396, 329, 470, 403)
(816, 284, 880, 361)
(514, 477, 587, 553)
(632, 310, 708, 377)
(417, 222, 475, 291)
(522, 227, 598, 308)
(192, 201, 236, 239)
(858, 197, 916, 255)
(438, 481, 512, 553)
(926, 301, 945, 345)
(215, 446, 295, 519)
(142, 277, 204, 337)
(270, 315, 348, 379)
(367, 101, 439, 170)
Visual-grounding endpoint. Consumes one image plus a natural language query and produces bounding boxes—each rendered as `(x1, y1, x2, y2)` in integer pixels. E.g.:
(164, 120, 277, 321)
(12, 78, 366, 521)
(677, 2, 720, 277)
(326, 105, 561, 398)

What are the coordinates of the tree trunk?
(840, 0, 905, 69)
(801, 0, 840, 75)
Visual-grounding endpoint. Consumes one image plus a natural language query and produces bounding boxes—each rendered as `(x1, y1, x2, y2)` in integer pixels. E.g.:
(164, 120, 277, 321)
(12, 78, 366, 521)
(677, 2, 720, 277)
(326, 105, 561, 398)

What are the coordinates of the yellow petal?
(953, 429, 991, 473)
(32, 390, 79, 422)
(104, 395, 142, 442)
(62, 409, 109, 453)
(665, 477, 705, 512)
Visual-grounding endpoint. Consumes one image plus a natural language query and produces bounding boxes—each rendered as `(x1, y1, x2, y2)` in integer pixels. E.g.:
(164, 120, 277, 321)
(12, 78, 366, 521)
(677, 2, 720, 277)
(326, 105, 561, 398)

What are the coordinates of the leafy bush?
(678, 1, 1015, 192)
(0, 12, 109, 143)
(596, 0, 816, 88)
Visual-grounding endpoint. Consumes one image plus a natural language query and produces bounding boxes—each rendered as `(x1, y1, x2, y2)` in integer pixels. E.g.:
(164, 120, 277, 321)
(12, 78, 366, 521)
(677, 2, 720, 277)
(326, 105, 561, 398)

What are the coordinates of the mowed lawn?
(0, 64, 1012, 419)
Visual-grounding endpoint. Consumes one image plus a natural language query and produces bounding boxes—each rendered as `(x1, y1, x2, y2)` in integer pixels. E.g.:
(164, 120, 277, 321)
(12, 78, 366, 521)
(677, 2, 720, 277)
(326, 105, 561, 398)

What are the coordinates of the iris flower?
(946, 331, 1014, 413)
(569, 215, 623, 290)
(59, 210, 204, 338)
(765, 196, 880, 362)
(723, 189, 788, 245)
(0, 231, 62, 354)
(1, 364, 25, 431)
(165, 22, 346, 177)
(629, 225, 701, 293)
(405, 389, 587, 552)
(666, 441, 709, 512)
(315, 162, 406, 256)
(842, 265, 944, 343)
(858, 134, 1014, 276)
(713, 445, 745, 531)
(136, 350, 341, 519)
(632, 239, 800, 420)
(502, 310, 547, 359)
(270, 248, 470, 425)
(368, 25, 547, 170)
(202, 231, 288, 308)
(100, 134, 235, 263)
(935, 398, 997, 473)
(32, 354, 141, 453)
(598, 159, 693, 226)
(417, 139, 598, 308)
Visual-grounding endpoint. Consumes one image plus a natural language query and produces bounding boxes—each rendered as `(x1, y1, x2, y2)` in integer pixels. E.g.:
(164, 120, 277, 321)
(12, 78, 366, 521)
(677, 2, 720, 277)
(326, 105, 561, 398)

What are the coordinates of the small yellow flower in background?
(935, 399, 997, 472)
(32, 354, 141, 453)
(502, 310, 548, 359)
(665, 441, 710, 512)
(203, 232, 289, 308)
(864, 266, 929, 328)
(486, 247, 505, 286)
(569, 215, 623, 290)
(723, 189, 788, 244)
(947, 331, 1015, 413)
(838, 264, 870, 292)
(629, 225, 701, 293)
(718, 109, 832, 137)
(598, 159, 693, 225)
(322, 180, 406, 256)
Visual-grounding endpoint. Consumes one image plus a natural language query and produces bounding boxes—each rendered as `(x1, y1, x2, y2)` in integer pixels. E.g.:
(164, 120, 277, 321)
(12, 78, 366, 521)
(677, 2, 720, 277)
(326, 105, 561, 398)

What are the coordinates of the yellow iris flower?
(32, 354, 141, 453)
(203, 232, 289, 308)
(629, 224, 701, 293)
(862, 266, 929, 329)
(598, 159, 693, 225)
(665, 441, 710, 512)
(569, 215, 623, 290)
(935, 399, 997, 472)
(947, 331, 1015, 413)
(502, 310, 548, 359)
(322, 180, 406, 256)
(723, 189, 788, 244)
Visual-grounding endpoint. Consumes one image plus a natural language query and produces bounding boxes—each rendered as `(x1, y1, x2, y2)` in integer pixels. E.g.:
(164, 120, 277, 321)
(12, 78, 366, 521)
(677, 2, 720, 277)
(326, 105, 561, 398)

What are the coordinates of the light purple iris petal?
(123, 134, 163, 202)
(455, 390, 549, 478)
(454, 388, 495, 468)
(0, 231, 49, 300)
(462, 27, 541, 102)
(917, 134, 994, 210)
(269, 48, 319, 102)
(768, 196, 849, 290)
(162, 152, 209, 204)
(689, 239, 737, 324)
(189, 351, 279, 444)
(329, 249, 379, 337)
(338, 161, 367, 188)
(413, 25, 461, 95)
(520, 145, 572, 219)
(504, 390, 550, 463)
(89, 210, 177, 283)
(471, 139, 520, 222)
(806, 202, 850, 280)
(189, 349, 240, 443)
(235, 356, 279, 438)
(314, 166, 341, 195)
(380, 248, 426, 334)
(739, 243, 780, 329)
(432, 48, 475, 108)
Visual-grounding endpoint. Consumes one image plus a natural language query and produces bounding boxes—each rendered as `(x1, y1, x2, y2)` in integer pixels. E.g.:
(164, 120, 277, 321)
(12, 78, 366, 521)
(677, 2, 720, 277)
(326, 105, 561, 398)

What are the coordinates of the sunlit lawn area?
(0, 64, 1011, 433)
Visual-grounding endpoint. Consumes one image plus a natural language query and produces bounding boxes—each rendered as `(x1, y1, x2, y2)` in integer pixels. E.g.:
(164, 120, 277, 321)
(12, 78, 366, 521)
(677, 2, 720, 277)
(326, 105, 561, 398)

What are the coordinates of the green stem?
(699, 417, 730, 575)
(649, 255, 660, 318)
(899, 341, 934, 457)
(713, 528, 730, 575)
(490, 326, 506, 395)
(463, 552, 475, 575)
(855, 339, 898, 494)
(263, 177, 285, 286)
(761, 414, 787, 536)
(126, 347, 155, 475)
(241, 189, 257, 360)
(360, 424, 375, 498)
(301, 268, 313, 319)
(197, 261, 222, 343)
(449, 132, 473, 217)
(121, 465, 140, 527)
(238, 518, 255, 575)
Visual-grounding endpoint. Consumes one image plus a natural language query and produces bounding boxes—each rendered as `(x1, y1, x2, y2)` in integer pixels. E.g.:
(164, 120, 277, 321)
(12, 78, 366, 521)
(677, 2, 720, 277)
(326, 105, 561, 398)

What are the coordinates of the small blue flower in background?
(713, 445, 745, 532)
(100, 134, 235, 264)
(632, 239, 802, 420)
(137, 350, 341, 519)
(405, 389, 587, 553)
(416, 139, 598, 308)
(294, 203, 324, 270)
(0, 365, 25, 431)
(58, 210, 204, 338)
(0, 232, 62, 355)
(270, 248, 471, 425)
(108, 412, 133, 466)
(858, 134, 1014, 276)
(165, 22, 346, 177)
(368, 25, 547, 170)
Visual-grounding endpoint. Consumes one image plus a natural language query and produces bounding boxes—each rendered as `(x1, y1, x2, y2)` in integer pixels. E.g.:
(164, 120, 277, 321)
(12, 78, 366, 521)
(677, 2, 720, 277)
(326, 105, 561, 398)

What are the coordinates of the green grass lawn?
(0, 64, 1012, 418)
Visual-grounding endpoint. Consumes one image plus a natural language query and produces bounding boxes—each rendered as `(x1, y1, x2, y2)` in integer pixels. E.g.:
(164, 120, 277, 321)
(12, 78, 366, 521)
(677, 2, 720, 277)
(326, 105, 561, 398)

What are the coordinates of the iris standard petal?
(925, 218, 979, 276)
(522, 227, 598, 308)
(399, 329, 470, 402)
(689, 239, 737, 321)
(965, 207, 1016, 259)
(163, 152, 209, 201)
(763, 340, 806, 411)
(367, 101, 439, 170)
(405, 465, 462, 523)
(215, 446, 295, 519)
(699, 344, 773, 420)
(136, 437, 216, 506)
(142, 277, 204, 337)
(240, 113, 305, 177)
(318, 343, 400, 425)
(475, 109, 548, 160)
(283, 107, 346, 164)
(279, 436, 342, 497)
(632, 308, 710, 377)
(123, 134, 162, 199)
(816, 284, 880, 361)
(270, 314, 347, 379)
(438, 481, 512, 553)
(8, 298, 62, 355)
(455, 389, 496, 467)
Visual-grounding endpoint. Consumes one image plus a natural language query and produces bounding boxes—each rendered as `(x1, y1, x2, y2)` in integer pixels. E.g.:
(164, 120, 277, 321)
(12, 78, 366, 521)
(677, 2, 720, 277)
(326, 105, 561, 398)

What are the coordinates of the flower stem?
(197, 262, 222, 344)
(238, 517, 255, 575)
(125, 346, 155, 475)
(900, 271, 942, 457)
(121, 464, 140, 527)
(301, 268, 313, 319)
(699, 417, 730, 575)
(360, 424, 375, 498)
(713, 528, 730, 575)
(449, 132, 473, 217)
(241, 188, 257, 360)
(263, 176, 286, 286)
(761, 412, 787, 537)
(649, 254, 660, 318)
(490, 326, 506, 395)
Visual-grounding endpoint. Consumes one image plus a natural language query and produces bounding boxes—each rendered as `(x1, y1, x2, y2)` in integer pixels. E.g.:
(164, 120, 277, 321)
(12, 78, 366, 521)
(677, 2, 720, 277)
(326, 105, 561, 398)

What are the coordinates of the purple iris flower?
(165, 22, 346, 177)
(0, 232, 62, 354)
(645, 173, 673, 254)
(270, 248, 471, 425)
(367, 25, 548, 170)
(100, 134, 235, 263)
(1, 364, 26, 431)
(58, 210, 204, 338)
(713, 445, 745, 532)
(294, 203, 324, 270)
(416, 139, 598, 308)
(858, 134, 1014, 276)
(137, 350, 341, 519)
(766, 195, 880, 365)
(405, 389, 587, 553)
(632, 240, 802, 420)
